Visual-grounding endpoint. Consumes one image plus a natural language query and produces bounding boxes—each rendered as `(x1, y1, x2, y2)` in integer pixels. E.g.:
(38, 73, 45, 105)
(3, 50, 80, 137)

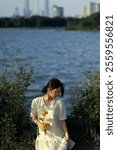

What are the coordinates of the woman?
(30, 78, 74, 150)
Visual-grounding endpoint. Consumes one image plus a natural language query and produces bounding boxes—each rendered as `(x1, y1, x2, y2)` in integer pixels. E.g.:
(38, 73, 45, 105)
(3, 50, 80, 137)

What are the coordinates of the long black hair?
(42, 78, 64, 97)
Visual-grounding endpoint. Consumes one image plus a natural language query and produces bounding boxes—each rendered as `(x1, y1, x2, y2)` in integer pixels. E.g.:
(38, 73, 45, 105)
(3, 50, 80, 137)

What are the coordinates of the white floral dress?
(30, 96, 68, 150)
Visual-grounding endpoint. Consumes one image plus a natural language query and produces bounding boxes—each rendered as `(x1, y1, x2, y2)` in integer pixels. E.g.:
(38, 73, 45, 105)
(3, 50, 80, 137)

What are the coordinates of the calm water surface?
(0, 29, 100, 105)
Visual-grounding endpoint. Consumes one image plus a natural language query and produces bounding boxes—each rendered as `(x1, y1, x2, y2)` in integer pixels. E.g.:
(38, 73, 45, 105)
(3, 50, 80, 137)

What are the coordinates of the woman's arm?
(60, 120, 70, 141)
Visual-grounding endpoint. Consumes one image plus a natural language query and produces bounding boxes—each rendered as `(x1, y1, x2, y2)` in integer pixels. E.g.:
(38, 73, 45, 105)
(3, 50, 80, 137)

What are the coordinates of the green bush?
(67, 70, 100, 150)
(0, 66, 35, 150)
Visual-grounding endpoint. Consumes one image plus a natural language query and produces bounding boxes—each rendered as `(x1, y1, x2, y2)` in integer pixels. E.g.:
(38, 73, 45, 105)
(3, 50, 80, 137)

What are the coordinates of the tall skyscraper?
(87, 2, 100, 16)
(80, 6, 88, 18)
(24, 0, 31, 17)
(45, 0, 50, 17)
(15, 7, 20, 16)
(80, 2, 100, 18)
(37, 0, 40, 15)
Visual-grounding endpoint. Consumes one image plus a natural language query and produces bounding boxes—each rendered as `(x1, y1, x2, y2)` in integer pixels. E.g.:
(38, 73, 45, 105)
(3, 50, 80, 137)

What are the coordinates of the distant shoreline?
(0, 12, 100, 31)
(0, 27, 100, 32)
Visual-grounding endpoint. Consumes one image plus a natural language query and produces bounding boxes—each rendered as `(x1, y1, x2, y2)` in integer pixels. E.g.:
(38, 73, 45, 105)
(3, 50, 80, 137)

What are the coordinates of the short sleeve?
(58, 100, 67, 120)
(30, 99, 37, 118)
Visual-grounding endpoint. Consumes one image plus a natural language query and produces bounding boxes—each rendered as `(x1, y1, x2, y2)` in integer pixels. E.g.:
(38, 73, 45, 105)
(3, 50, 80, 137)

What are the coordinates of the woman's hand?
(31, 117, 50, 131)
(64, 136, 70, 142)
(37, 122, 46, 131)
(64, 136, 70, 147)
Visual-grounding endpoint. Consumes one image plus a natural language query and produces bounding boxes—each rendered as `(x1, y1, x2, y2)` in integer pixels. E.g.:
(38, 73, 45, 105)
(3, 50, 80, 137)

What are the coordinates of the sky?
(0, 0, 100, 17)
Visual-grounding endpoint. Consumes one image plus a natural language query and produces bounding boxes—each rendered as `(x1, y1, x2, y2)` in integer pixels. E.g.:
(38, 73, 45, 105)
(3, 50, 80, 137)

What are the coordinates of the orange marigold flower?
(41, 110, 48, 116)
(44, 123, 50, 130)
(38, 116, 44, 121)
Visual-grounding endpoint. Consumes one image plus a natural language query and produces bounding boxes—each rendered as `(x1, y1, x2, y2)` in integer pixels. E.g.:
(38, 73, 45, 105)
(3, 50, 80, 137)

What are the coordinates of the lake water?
(0, 28, 100, 106)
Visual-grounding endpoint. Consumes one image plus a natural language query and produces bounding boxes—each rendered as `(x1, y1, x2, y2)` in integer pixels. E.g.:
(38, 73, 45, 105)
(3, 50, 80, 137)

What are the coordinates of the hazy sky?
(0, 0, 100, 17)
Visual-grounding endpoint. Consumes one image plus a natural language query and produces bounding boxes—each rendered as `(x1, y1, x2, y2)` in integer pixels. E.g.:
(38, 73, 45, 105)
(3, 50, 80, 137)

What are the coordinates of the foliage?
(0, 16, 67, 28)
(0, 66, 35, 150)
(79, 12, 100, 30)
(0, 114, 17, 150)
(67, 70, 100, 150)
(66, 12, 100, 30)
(0, 12, 100, 30)
(65, 17, 80, 30)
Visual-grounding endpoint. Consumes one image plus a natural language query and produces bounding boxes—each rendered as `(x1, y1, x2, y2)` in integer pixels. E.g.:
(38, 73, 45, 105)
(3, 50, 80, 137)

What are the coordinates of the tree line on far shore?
(0, 12, 100, 30)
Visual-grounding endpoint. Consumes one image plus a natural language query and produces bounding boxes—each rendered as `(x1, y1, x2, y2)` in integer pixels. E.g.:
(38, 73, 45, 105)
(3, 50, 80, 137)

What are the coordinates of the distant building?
(41, 10, 45, 16)
(80, 5, 88, 18)
(75, 15, 80, 18)
(88, 2, 100, 15)
(97, 3, 100, 12)
(52, 5, 64, 17)
(37, 0, 40, 15)
(24, 0, 31, 17)
(13, 7, 20, 17)
(80, 2, 100, 18)
(45, 0, 50, 17)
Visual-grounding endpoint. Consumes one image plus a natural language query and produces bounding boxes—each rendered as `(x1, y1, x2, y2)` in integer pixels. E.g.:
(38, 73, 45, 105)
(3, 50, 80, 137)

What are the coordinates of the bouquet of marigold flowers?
(38, 110, 50, 133)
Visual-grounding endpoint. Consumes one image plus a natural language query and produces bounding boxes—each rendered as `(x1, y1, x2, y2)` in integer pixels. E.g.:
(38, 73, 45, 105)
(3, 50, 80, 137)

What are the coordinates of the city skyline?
(0, 0, 100, 17)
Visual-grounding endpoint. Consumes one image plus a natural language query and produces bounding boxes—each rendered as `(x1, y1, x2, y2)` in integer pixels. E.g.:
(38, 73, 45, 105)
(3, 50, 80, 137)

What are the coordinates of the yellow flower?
(44, 123, 50, 130)
(41, 110, 48, 116)
(38, 110, 50, 134)
(38, 116, 44, 121)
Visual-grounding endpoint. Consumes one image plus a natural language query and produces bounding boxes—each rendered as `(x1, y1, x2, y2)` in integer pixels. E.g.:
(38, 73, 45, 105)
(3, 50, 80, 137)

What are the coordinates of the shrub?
(0, 66, 35, 150)
(67, 70, 100, 150)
